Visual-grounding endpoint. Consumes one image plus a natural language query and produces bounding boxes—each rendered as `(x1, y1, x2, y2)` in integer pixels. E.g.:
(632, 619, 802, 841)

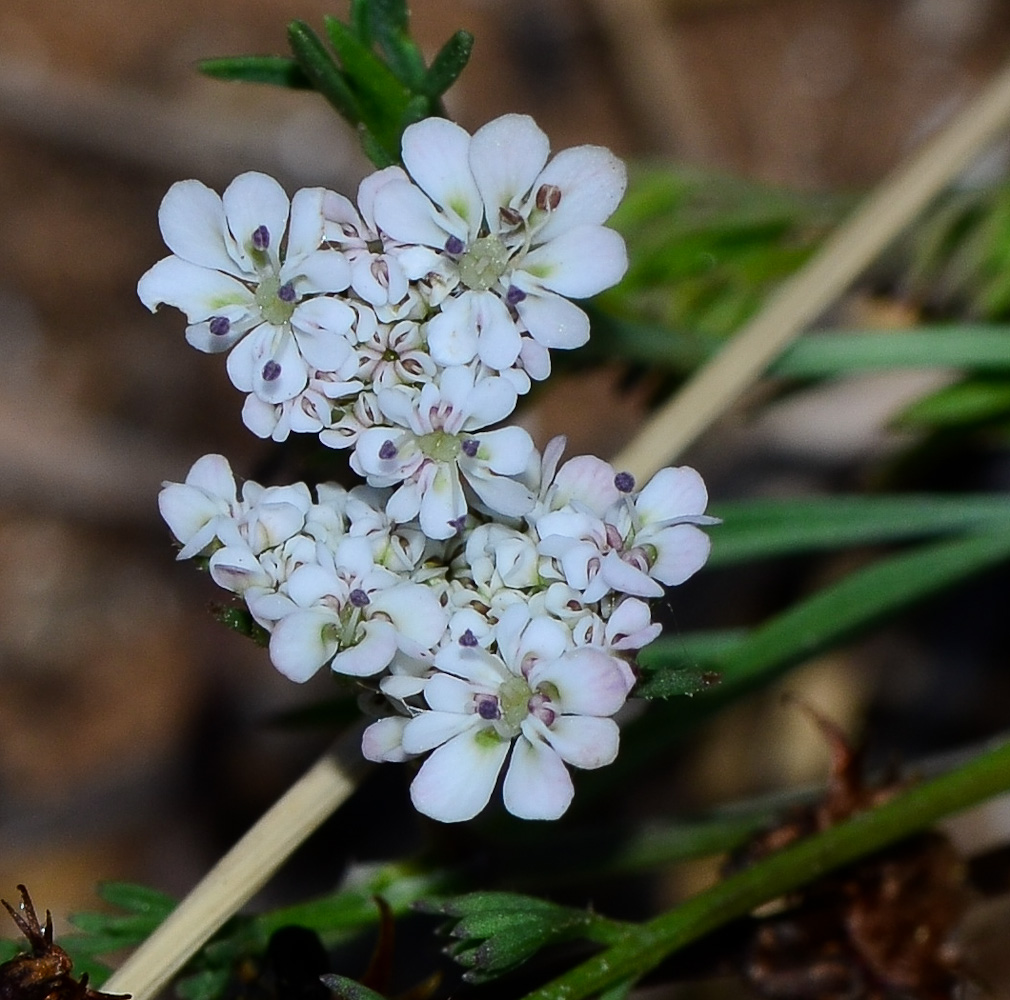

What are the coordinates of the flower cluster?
(146, 113, 717, 822)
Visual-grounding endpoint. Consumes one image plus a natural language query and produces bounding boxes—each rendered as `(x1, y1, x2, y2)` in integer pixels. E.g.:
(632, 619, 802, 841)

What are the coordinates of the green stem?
(522, 736, 1010, 1000)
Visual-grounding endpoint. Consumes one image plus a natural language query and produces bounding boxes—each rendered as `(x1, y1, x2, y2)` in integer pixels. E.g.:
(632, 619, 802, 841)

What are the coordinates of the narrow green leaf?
(321, 974, 389, 1000)
(635, 666, 722, 700)
(96, 881, 176, 916)
(422, 30, 475, 100)
(287, 20, 361, 124)
(701, 531, 1010, 692)
(198, 55, 311, 89)
(897, 377, 1010, 427)
(706, 494, 1010, 566)
(361, 0, 427, 90)
(771, 326, 1010, 377)
(349, 0, 372, 45)
(523, 737, 1010, 1000)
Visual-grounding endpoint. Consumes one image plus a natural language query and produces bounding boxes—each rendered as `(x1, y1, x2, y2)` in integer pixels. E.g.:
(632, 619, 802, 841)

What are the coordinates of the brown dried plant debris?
(0, 885, 128, 1000)
(726, 699, 969, 1000)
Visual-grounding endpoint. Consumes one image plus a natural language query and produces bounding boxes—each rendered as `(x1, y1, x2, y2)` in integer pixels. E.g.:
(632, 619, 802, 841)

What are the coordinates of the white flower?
(138, 172, 355, 405)
(351, 366, 535, 539)
(363, 604, 634, 822)
(537, 464, 716, 603)
(266, 536, 447, 681)
(372, 114, 628, 370)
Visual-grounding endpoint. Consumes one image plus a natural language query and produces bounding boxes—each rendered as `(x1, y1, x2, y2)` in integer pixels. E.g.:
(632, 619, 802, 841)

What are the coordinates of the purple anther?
(252, 225, 270, 251)
(348, 588, 370, 608)
(476, 695, 501, 721)
(278, 281, 296, 302)
(459, 629, 479, 648)
(444, 235, 465, 255)
(506, 285, 527, 306)
(262, 360, 282, 382)
(378, 439, 398, 460)
(614, 471, 636, 493)
(536, 184, 562, 212)
(448, 515, 467, 533)
(209, 316, 231, 337)
(461, 438, 480, 458)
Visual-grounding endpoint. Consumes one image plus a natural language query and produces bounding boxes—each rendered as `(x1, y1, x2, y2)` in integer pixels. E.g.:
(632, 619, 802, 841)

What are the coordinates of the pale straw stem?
(613, 55, 1010, 480)
(101, 727, 368, 1000)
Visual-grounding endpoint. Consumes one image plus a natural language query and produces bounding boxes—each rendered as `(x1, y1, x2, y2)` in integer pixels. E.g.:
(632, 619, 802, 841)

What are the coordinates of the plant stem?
(100, 727, 369, 1000)
(522, 736, 1010, 1000)
(613, 53, 1010, 479)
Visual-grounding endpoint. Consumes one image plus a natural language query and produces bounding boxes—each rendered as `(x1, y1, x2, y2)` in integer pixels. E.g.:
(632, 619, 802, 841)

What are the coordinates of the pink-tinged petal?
(332, 619, 398, 676)
(649, 524, 712, 586)
(286, 186, 327, 261)
(222, 172, 290, 264)
(532, 145, 628, 242)
(157, 179, 241, 275)
(362, 716, 411, 762)
(419, 463, 466, 540)
(350, 253, 409, 307)
(373, 180, 455, 248)
(137, 256, 253, 323)
(519, 336, 551, 381)
(401, 118, 483, 235)
(502, 733, 573, 820)
(532, 648, 631, 716)
(605, 598, 662, 650)
(402, 710, 479, 755)
(424, 672, 478, 713)
(410, 728, 509, 822)
(541, 715, 619, 769)
(470, 115, 550, 224)
(514, 292, 590, 350)
(636, 466, 710, 523)
(552, 455, 621, 515)
(290, 249, 352, 293)
(522, 226, 628, 298)
(269, 608, 338, 682)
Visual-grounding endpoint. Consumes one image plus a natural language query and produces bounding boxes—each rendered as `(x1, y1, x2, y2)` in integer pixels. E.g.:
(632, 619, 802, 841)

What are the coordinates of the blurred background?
(3, 0, 1010, 989)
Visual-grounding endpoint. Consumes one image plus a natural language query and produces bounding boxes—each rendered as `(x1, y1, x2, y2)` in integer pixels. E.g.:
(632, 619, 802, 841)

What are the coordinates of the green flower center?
(256, 274, 296, 326)
(417, 431, 461, 463)
(457, 235, 510, 291)
(498, 674, 533, 734)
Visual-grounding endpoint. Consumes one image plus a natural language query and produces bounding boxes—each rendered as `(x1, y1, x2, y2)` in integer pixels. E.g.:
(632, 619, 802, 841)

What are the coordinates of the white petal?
(290, 249, 351, 293)
(532, 145, 628, 242)
(222, 171, 290, 264)
(532, 649, 631, 716)
(401, 118, 483, 235)
(471, 425, 534, 475)
(502, 733, 573, 820)
(522, 225, 628, 298)
(373, 180, 455, 248)
(636, 466, 710, 523)
(185, 452, 237, 497)
(596, 551, 664, 600)
(158, 179, 241, 275)
(409, 728, 510, 822)
(370, 583, 447, 651)
(402, 710, 477, 754)
(362, 716, 411, 763)
(649, 524, 712, 586)
(137, 256, 253, 323)
(331, 619, 397, 676)
(542, 715, 619, 769)
(424, 673, 478, 713)
(464, 467, 536, 519)
(269, 608, 338, 682)
(286, 186, 327, 261)
(418, 463, 466, 540)
(434, 644, 507, 687)
(515, 292, 590, 350)
(552, 455, 620, 516)
(470, 115, 550, 224)
(425, 300, 479, 367)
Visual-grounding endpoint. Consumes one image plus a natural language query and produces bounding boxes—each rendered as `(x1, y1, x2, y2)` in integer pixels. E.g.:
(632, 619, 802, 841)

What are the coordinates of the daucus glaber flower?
(372, 114, 629, 370)
(138, 171, 354, 404)
(352, 366, 535, 538)
(364, 605, 635, 822)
